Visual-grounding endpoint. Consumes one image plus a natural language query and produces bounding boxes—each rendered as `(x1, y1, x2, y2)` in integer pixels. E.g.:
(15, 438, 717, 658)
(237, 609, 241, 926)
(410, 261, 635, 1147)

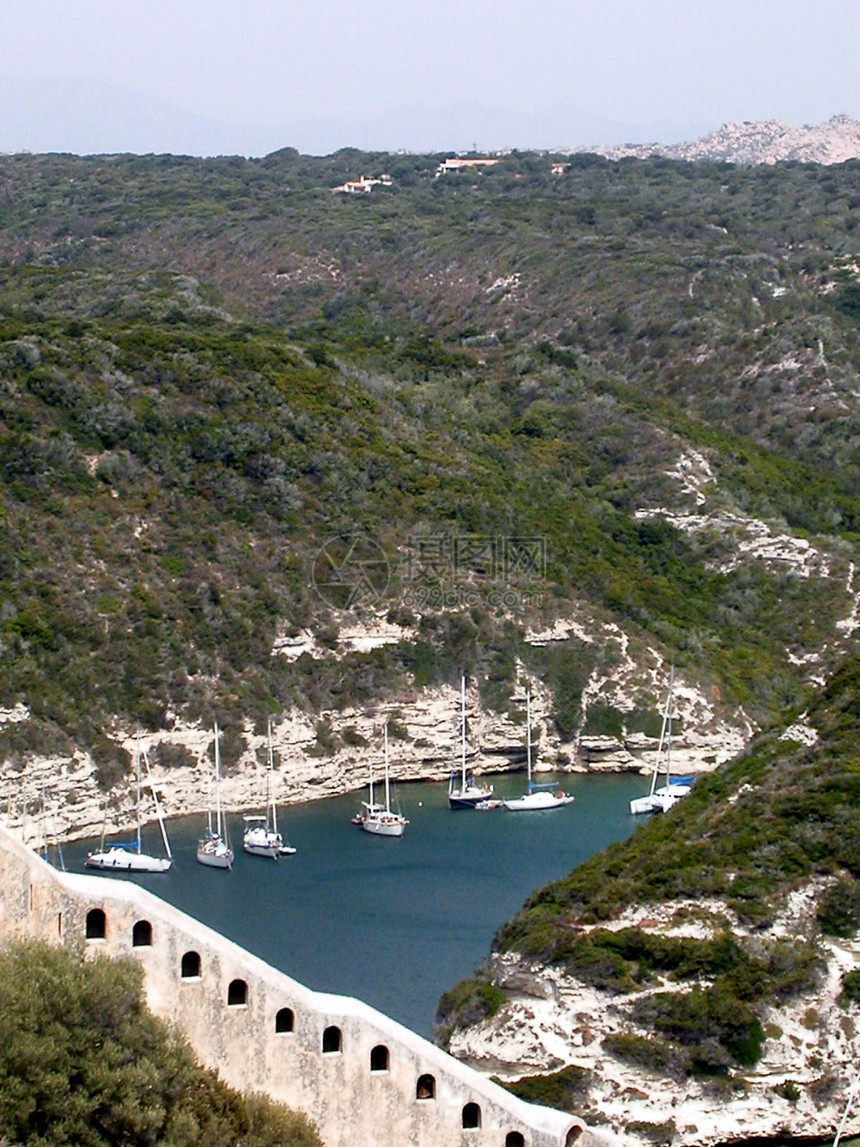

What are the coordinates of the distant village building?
(331, 175, 391, 194)
(551, 162, 568, 176)
(435, 157, 499, 177)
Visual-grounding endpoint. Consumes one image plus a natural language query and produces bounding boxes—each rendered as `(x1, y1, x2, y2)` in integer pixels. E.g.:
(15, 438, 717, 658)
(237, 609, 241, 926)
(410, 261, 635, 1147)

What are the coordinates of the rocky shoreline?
(0, 674, 744, 848)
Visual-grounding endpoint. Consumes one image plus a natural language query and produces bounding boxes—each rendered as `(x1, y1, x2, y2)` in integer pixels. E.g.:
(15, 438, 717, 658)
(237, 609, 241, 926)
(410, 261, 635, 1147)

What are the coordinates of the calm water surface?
(62, 772, 646, 1037)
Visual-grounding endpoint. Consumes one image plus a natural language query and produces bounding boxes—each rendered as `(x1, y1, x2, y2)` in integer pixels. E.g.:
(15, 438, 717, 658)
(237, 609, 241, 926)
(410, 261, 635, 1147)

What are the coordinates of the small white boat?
(630, 667, 693, 815)
(448, 676, 493, 809)
(243, 718, 296, 858)
(86, 735, 173, 873)
(503, 693, 573, 812)
(197, 722, 234, 869)
(360, 723, 408, 838)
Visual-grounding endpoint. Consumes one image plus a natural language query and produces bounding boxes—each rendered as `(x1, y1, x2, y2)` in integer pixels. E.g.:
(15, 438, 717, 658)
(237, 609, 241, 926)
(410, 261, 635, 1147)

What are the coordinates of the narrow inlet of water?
(61, 771, 647, 1037)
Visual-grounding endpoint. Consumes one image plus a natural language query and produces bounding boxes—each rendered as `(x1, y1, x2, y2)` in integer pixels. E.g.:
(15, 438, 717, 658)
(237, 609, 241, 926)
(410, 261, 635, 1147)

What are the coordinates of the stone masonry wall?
(0, 824, 616, 1147)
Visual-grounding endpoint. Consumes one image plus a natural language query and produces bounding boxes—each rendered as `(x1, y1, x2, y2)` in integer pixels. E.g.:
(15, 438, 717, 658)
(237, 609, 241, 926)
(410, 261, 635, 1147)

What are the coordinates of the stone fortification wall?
(0, 824, 612, 1147)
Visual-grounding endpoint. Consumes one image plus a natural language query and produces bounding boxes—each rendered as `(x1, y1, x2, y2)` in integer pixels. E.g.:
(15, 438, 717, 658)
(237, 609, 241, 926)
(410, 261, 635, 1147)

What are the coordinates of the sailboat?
(629, 666, 694, 815)
(503, 692, 573, 811)
(86, 735, 173, 872)
(196, 722, 234, 869)
(448, 676, 494, 809)
(243, 718, 296, 858)
(359, 723, 408, 838)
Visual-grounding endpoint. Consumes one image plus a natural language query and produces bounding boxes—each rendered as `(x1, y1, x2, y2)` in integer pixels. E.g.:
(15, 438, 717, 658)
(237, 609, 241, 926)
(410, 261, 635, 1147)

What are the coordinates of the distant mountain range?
(573, 114, 860, 166)
(1, 77, 855, 163)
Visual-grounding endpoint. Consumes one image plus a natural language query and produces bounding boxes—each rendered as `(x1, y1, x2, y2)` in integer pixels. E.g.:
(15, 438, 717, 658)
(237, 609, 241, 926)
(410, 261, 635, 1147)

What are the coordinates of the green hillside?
(0, 149, 859, 773)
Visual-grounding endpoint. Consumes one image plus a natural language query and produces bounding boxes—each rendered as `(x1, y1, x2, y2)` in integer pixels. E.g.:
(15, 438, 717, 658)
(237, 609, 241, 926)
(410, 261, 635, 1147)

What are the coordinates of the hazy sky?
(2, 0, 857, 155)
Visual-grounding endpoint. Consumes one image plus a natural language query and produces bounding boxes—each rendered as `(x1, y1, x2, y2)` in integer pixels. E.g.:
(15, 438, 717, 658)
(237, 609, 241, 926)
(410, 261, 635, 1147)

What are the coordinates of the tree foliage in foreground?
(0, 940, 321, 1147)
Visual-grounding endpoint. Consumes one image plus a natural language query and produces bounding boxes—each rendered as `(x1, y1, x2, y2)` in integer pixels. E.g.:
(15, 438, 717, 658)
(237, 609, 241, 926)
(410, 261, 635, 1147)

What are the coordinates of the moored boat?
(243, 717, 295, 858)
(502, 693, 573, 812)
(197, 722, 233, 869)
(448, 676, 493, 809)
(86, 734, 173, 873)
(629, 667, 693, 815)
(359, 723, 408, 838)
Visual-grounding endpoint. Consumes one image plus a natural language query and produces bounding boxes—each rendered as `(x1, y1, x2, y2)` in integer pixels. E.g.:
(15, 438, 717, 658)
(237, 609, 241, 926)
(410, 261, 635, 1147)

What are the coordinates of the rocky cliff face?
(1, 659, 739, 848)
(448, 881, 860, 1146)
(576, 114, 860, 166)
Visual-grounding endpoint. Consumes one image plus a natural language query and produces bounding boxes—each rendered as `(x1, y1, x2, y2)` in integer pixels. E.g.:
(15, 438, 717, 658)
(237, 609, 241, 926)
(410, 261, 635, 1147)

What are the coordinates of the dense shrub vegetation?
(0, 940, 320, 1147)
(0, 150, 858, 761)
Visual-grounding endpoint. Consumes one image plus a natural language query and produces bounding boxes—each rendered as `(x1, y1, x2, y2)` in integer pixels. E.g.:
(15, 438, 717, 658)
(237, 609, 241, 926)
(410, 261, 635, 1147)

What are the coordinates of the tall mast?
(526, 692, 532, 791)
(268, 717, 278, 837)
(143, 744, 172, 859)
(384, 722, 391, 813)
(461, 676, 467, 788)
(665, 665, 675, 788)
(650, 674, 671, 797)
(214, 721, 222, 838)
(135, 733, 142, 855)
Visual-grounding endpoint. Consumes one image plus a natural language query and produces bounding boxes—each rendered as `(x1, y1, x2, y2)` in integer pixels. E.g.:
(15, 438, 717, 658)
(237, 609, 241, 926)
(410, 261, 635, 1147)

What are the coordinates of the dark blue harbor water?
(62, 772, 646, 1037)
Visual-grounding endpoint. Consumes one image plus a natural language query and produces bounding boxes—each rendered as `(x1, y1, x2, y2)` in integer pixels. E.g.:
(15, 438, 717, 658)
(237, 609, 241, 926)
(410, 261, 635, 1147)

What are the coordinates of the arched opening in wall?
(275, 1007, 295, 1034)
(57, 911, 62, 939)
(180, 951, 201, 979)
(227, 979, 248, 1007)
(506, 1133, 526, 1147)
(132, 920, 153, 947)
(370, 1045, 389, 1072)
(462, 1102, 481, 1130)
(416, 1074, 435, 1101)
(322, 1026, 342, 1054)
(565, 1126, 584, 1147)
(85, 908, 106, 940)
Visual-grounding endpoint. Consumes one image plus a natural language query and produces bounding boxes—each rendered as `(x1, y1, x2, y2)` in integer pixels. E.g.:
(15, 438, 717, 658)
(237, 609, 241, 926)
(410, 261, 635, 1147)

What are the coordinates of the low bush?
(497, 1064, 591, 1110)
(434, 975, 507, 1047)
(603, 1033, 688, 1081)
(817, 876, 860, 938)
(839, 969, 860, 1005)
(631, 985, 764, 1068)
(624, 1120, 676, 1147)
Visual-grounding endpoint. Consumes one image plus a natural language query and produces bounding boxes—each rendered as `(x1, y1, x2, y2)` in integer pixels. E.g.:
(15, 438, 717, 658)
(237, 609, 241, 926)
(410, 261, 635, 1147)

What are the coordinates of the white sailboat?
(360, 723, 408, 838)
(503, 693, 573, 811)
(448, 676, 493, 809)
(629, 666, 693, 815)
(196, 722, 234, 869)
(243, 718, 296, 858)
(86, 735, 173, 873)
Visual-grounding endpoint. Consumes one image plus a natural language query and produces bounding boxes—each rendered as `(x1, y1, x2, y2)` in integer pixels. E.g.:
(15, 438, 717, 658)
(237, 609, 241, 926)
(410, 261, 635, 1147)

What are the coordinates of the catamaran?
(197, 722, 234, 869)
(448, 676, 493, 809)
(629, 666, 693, 815)
(503, 692, 573, 811)
(86, 734, 173, 872)
(358, 723, 408, 838)
(243, 718, 296, 858)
